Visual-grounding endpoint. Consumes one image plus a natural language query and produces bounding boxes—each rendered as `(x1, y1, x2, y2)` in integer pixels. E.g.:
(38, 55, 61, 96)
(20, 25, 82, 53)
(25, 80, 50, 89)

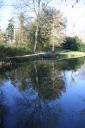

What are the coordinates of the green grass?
(0, 45, 32, 59)
(0, 44, 85, 61)
(56, 50, 85, 60)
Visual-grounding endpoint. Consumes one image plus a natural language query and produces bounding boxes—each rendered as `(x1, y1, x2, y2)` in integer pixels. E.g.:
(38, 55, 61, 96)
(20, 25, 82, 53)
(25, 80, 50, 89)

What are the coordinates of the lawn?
(56, 50, 85, 60)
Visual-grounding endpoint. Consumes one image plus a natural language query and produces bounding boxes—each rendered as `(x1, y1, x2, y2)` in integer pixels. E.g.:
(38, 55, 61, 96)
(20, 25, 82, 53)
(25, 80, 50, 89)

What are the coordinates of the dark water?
(0, 58, 85, 128)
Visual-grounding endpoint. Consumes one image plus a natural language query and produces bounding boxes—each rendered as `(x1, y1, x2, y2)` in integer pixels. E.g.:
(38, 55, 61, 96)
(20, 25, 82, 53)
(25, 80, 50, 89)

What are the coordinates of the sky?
(0, 0, 85, 40)
(0, 0, 14, 30)
(50, 0, 85, 40)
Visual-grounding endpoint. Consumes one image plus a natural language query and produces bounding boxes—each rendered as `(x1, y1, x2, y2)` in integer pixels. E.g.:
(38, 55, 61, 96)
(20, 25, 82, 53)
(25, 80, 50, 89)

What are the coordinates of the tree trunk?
(34, 23, 39, 52)
(33, 0, 40, 53)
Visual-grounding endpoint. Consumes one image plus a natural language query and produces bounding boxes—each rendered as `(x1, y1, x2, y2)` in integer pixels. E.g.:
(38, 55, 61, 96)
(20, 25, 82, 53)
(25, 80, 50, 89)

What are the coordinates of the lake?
(0, 57, 85, 128)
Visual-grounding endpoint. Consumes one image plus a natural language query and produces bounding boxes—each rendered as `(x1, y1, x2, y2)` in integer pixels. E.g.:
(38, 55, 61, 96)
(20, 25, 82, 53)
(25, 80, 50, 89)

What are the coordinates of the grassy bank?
(0, 45, 32, 59)
(0, 45, 85, 61)
(56, 51, 85, 60)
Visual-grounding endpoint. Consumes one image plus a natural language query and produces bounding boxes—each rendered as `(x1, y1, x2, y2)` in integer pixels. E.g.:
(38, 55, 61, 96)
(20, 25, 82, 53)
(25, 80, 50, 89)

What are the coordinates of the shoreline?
(0, 51, 85, 69)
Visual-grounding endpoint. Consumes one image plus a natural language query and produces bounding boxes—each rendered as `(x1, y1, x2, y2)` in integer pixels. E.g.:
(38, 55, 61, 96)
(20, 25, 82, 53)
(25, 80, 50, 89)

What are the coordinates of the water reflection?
(0, 91, 6, 128)
(0, 57, 85, 128)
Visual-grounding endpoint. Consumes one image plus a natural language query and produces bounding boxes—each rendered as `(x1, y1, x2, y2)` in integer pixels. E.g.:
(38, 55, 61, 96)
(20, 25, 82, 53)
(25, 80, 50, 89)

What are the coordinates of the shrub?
(0, 45, 32, 59)
(62, 36, 85, 52)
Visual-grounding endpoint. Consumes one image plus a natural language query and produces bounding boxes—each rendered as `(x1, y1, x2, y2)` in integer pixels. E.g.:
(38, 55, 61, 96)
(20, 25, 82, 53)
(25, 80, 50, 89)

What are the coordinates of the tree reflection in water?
(0, 57, 84, 128)
(15, 93, 61, 128)
(31, 61, 65, 100)
(11, 61, 65, 128)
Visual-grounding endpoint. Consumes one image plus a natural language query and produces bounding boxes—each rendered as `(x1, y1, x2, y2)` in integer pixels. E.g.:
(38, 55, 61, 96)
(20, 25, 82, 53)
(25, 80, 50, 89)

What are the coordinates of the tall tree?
(16, 13, 28, 47)
(15, 0, 82, 51)
(6, 18, 14, 43)
(29, 7, 65, 51)
(17, 0, 54, 52)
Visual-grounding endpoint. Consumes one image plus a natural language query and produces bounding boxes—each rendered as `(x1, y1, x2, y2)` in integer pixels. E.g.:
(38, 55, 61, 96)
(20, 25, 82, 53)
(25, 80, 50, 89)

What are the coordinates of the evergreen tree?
(6, 18, 14, 43)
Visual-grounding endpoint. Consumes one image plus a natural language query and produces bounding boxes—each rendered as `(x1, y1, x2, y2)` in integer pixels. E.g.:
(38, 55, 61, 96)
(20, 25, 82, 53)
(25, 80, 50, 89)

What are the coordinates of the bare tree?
(15, 0, 83, 51)
(17, 0, 54, 52)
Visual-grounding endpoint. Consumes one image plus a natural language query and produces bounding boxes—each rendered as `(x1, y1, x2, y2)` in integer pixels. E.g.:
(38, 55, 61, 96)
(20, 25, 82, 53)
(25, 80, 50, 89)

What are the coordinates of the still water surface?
(0, 58, 85, 128)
